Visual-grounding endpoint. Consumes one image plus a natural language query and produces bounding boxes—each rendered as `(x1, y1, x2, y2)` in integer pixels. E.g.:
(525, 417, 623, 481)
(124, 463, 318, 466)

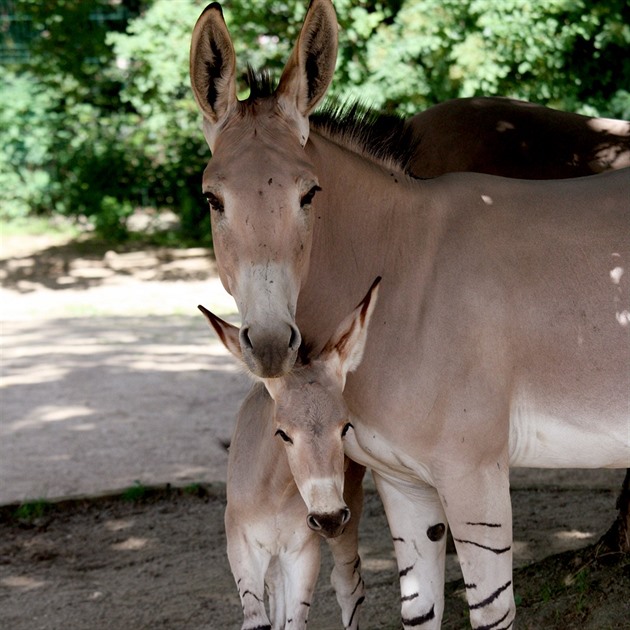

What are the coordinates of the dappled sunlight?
(359, 556, 397, 572)
(1, 575, 46, 591)
(1, 312, 250, 503)
(174, 464, 216, 481)
(7, 405, 94, 434)
(554, 529, 594, 541)
(1, 365, 70, 387)
(587, 117, 630, 136)
(111, 536, 152, 551)
(104, 518, 136, 532)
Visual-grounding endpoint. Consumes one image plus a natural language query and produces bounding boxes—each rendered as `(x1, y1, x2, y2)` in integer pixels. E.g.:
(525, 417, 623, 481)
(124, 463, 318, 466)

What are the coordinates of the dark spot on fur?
(427, 523, 446, 542)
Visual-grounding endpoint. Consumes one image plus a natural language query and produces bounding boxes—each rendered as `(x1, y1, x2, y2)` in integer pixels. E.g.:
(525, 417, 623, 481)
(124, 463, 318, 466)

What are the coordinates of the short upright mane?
(310, 101, 420, 174)
(243, 69, 420, 174)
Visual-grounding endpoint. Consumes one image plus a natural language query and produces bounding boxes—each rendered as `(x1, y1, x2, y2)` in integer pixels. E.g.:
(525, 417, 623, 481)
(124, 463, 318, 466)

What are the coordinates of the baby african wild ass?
(190, 2, 630, 628)
(198, 279, 380, 630)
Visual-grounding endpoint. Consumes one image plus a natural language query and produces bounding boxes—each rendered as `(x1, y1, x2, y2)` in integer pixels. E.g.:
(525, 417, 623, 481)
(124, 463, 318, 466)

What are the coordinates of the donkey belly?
(508, 393, 629, 468)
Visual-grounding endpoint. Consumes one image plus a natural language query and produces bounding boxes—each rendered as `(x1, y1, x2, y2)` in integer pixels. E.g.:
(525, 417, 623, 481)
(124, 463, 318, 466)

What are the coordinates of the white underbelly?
(508, 396, 629, 468)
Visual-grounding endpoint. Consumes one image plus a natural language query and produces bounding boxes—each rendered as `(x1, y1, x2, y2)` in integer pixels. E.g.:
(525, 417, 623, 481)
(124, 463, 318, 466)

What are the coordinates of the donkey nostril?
(288, 324, 301, 350)
(307, 514, 322, 531)
(340, 508, 351, 526)
(240, 326, 253, 350)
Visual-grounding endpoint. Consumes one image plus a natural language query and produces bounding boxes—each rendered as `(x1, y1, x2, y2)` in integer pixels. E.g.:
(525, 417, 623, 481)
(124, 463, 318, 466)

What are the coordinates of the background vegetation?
(1, 0, 629, 243)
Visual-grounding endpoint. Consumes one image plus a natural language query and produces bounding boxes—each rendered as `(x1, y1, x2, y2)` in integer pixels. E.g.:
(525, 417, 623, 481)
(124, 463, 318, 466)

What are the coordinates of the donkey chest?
(343, 420, 435, 486)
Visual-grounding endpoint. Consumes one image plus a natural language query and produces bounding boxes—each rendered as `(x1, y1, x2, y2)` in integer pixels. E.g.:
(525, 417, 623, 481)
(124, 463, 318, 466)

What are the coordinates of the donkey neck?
(297, 131, 441, 354)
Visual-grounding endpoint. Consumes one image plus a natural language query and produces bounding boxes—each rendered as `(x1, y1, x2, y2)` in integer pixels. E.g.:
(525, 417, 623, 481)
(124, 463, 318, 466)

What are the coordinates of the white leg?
(373, 472, 447, 630)
(226, 514, 273, 630)
(265, 557, 285, 630)
(280, 536, 321, 629)
(439, 463, 515, 630)
(326, 460, 366, 629)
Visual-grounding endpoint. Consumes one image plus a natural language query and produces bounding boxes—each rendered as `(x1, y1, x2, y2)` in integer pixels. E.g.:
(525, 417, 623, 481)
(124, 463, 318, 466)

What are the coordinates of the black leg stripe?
(346, 594, 365, 628)
(402, 604, 435, 627)
(392, 536, 406, 543)
(473, 609, 511, 630)
(244, 626, 271, 630)
(401, 591, 419, 602)
(466, 521, 502, 528)
(454, 538, 511, 554)
(469, 581, 511, 610)
(351, 574, 363, 595)
(399, 564, 415, 577)
(242, 590, 263, 603)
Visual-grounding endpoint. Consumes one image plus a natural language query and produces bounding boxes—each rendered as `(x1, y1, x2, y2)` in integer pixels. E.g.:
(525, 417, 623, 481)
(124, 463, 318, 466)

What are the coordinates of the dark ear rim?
(198, 304, 243, 362)
(277, 0, 338, 117)
(189, 2, 237, 124)
(319, 276, 381, 376)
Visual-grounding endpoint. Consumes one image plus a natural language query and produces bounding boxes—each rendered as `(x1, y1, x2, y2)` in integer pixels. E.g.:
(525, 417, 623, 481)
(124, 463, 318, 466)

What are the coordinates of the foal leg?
(439, 463, 515, 630)
(226, 516, 273, 630)
(373, 472, 448, 630)
(326, 460, 366, 629)
(265, 557, 285, 629)
(280, 535, 322, 629)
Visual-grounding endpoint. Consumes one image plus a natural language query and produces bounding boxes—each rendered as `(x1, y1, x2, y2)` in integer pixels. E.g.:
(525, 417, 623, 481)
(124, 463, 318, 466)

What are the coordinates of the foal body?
(199, 281, 380, 629)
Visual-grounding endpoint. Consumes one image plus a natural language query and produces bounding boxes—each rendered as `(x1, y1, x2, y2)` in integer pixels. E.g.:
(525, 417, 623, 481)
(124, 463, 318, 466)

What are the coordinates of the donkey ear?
(198, 304, 243, 363)
(276, 0, 338, 144)
(321, 277, 381, 387)
(190, 3, 237, 147)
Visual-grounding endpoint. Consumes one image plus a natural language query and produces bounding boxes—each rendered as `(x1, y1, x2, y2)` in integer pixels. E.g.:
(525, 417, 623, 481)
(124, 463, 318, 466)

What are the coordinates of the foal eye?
(275, 429, 293, 444)
(341, 423, 353, 437)
(300, 185, 321, 208)
(204, 191, 224, 213)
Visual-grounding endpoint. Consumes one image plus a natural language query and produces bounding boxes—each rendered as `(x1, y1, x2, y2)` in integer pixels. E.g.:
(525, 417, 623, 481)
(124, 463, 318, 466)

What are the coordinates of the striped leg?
(226, 521, 273, 630)
(279, 537, 321, 629)
(373, 472, 447, 630)
(440, 465, 515, 630)
(326, 460, 366, 629)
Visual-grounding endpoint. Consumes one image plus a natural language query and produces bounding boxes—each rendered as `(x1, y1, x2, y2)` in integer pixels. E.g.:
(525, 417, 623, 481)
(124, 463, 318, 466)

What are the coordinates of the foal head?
(190, 0, 338, 377)
(199, 279, 380, 538)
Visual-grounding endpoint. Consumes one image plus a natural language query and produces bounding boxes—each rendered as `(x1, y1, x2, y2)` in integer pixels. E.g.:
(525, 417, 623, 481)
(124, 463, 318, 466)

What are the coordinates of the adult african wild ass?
(199, 280, 380, 630)
(190, 1, 630, 628)
(405, 96, 630, 179)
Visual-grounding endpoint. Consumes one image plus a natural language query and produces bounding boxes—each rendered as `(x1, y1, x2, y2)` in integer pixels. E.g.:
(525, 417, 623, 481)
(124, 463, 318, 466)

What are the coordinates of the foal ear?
(276, 0, 338, 145)
(198, 304, 243, 363)
(190, 3, 237, 148)
(321, 277, 381, 388)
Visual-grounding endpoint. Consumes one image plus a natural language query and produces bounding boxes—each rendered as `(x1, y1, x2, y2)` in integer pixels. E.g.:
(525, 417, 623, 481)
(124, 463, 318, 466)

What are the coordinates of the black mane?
(311, 100, 420, 174)
(243, 69, 420, 173)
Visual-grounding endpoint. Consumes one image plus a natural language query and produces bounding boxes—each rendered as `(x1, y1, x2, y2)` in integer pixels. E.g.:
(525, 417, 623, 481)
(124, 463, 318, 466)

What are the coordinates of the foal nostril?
(239, 326, 253, 350)
(340, 507, 351, 526)
(288, 324, 301, 350)
(307, 514, 322, 531)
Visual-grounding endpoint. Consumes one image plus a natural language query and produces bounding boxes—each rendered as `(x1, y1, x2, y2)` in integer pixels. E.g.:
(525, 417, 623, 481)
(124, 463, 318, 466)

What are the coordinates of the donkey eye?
(204, 191, 224, 213)
(300, 185, 321, 208)
(341, 423, 353, 437)
(275, 429, 293, 444)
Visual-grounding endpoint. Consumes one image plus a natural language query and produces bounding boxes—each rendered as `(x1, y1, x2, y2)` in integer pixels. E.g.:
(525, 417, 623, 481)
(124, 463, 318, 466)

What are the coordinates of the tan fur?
(191, 2, 630, 627)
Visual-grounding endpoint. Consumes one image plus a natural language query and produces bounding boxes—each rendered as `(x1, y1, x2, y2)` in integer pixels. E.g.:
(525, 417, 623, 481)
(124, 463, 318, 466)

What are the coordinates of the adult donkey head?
(190, 1, 338, 377)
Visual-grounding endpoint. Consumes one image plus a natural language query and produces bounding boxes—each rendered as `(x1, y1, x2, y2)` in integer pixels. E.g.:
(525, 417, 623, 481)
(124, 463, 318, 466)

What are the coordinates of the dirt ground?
(1, 232, 628, 629)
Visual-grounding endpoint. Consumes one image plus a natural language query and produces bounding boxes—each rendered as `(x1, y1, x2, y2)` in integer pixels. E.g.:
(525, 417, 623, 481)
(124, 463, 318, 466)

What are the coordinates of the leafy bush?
(1, 0, 628, 242)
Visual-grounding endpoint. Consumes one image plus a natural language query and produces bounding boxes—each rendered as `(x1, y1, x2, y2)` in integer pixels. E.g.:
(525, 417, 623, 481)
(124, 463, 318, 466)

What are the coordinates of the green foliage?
(122, 481, 150, 502)
(1, 0, 628, 242)
(14, 499, 50, 523)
